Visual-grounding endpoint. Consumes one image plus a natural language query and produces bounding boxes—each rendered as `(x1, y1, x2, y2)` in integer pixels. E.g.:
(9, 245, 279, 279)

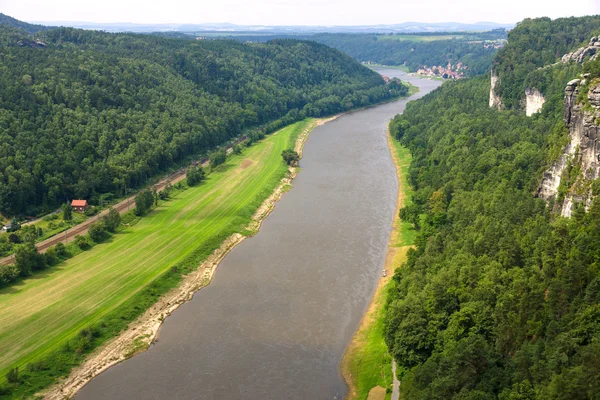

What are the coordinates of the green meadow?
(0, 120, 311, 393)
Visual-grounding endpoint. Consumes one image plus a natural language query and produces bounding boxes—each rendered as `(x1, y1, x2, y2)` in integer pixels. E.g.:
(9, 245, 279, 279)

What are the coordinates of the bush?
(75, 235, 90, 250)
(102, 207, 121, 232)
(84, 206, 99, 217)
(44, 247, 58, 266)
(134, 190, 154, 216)
(0, 264, 19, 285)
(88, 222, 108, 243)
(8, 233, 21, 244)
(209, 149, 227, 168)
(55, 242, 67, 257)
(5, 367, 18, 384)
(14, 242, 45, 276)
(186, 165, 205, 186)
(43, 214, 59, 222)
(281, 149, 300, 166)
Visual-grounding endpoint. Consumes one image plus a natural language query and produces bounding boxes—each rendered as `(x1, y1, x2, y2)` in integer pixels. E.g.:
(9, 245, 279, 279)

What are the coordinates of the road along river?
(76, 69, 441, 400)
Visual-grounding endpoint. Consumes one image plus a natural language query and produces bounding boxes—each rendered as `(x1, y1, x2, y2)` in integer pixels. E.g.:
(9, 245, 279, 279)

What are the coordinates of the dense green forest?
(493, 15, 600, 109)
(0, 18, 408, 217)
(211, 31, 506, 77)
(309, 33, 503, 76)
(385, 16, 600, 399)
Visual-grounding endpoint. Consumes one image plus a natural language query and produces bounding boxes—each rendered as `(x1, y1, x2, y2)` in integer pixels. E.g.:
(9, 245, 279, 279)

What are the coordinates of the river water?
(77, 69, 441, 400)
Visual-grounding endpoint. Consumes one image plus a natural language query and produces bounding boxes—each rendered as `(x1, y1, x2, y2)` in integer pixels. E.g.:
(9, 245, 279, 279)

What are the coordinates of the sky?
(1, 0, 599, 26)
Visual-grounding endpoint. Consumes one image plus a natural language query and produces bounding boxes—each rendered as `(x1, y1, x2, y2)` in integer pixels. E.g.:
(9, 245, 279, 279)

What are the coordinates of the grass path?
(0, 120, 309, 383)
(341, 134, 417, 400)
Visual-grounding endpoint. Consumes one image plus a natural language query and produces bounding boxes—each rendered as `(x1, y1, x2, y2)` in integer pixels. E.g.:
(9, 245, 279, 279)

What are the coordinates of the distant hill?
(0, 13, 52, 34)
(24, 20, 514, 34)
(0, 16, 408, 216)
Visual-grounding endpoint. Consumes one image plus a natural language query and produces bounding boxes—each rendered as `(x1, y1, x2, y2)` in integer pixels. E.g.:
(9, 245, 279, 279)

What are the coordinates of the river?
(76, 68, 441, 400)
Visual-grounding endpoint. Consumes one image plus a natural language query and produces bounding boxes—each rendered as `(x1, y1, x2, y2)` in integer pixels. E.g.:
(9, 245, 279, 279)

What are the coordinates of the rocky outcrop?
(525, 88, 545, 116)
(489, 70, 502, 109)
(561, 37, 600, 64)
(538, 78, 600, 216)
(17, 38, 46, 48)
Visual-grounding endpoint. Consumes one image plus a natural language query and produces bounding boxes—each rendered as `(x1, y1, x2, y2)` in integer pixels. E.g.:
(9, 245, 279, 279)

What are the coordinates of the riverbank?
(341, 128, 416, 400)
(37, 118, 334, 400)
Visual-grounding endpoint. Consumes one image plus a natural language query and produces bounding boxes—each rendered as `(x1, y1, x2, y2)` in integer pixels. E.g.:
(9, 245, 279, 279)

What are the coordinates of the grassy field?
(392, 142, 417, 247)
(0, 120, 309, 389)
(342, 136, 416, 400)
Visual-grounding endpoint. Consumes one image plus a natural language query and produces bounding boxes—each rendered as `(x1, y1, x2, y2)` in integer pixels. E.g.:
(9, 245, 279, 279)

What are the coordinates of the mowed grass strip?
(390, 139, 417, 248)
(0, 120, 310, 379)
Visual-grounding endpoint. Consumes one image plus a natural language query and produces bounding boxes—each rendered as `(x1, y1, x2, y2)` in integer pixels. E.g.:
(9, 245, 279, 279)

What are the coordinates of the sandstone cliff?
(561, 36, 600, 64)
(538, 78, 600, 216)
(525, 88, 545, 116)
(489, 70, 502, 109)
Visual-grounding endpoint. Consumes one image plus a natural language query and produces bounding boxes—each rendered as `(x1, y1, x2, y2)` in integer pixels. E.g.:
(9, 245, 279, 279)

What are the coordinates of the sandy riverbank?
(40, 117, 337, 400)
(340, 131, 412, 400)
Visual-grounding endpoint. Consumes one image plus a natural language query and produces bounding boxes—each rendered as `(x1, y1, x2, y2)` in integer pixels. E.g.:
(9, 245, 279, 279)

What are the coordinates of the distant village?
(470, 39, 507, 49)
(416, 62, 467, 79)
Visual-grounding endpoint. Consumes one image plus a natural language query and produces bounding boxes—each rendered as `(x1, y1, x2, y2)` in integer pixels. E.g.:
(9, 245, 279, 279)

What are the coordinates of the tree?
(74, 234, 90, 250)
(88, 222, 107, 242)
(0, 26, 400, 217)
(7, 218, 20, 232)
(44, 246, 58, 266)
(186, 165, 205, 186)
(281, 149, 300, 166)
(55, 242, 67, 257)
(209, 149, 227, 169)
(6, 367, 18, 383)
(232, 143, 242, 155)
(134, 189, 154, 216)
(62, 202, 72, 221)
(8, 233, 21, 244)
(390, 117, 410, 141)
(14, 241, 44, 276)
(102, 207, 121, 232)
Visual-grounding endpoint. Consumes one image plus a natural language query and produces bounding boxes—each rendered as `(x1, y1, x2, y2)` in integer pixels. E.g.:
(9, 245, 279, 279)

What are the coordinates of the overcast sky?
(1, 0, 599, 26)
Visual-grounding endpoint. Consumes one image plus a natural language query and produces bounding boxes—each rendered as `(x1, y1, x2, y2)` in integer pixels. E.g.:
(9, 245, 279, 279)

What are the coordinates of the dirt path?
(392, 359, 400, 400)
(40, 117, 335, 400)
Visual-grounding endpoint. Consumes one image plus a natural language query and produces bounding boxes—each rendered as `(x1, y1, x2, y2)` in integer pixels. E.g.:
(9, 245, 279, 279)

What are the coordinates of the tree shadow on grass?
(0, 263, 68, 295)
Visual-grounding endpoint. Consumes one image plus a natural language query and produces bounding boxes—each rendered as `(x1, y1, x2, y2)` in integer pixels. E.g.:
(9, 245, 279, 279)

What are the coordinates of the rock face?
(562, 37, 600, 64)
(489, 70, 503, 109)
(17, 38, 46, 48)
(525, 88, 545, 116)
(538, 79, 600, 216)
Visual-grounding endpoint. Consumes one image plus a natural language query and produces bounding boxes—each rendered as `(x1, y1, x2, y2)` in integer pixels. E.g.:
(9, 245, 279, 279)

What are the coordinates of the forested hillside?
(0, 19, 407, 216)
(210, 31, 506, 77)
(309, 33, 503, 77)
(493, 15, 600, 108)
(0, 13, 50, 34)
(385, 15, 600, 399)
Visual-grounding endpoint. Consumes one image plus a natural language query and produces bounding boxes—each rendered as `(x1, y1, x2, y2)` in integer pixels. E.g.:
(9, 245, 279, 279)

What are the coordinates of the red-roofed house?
(71, 199, 88, 212)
